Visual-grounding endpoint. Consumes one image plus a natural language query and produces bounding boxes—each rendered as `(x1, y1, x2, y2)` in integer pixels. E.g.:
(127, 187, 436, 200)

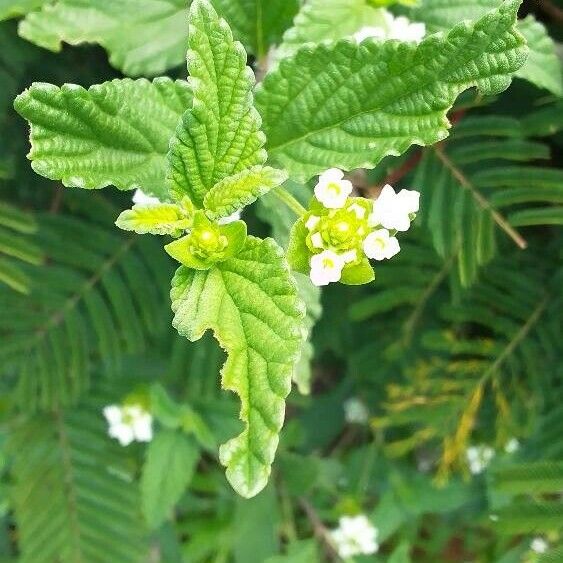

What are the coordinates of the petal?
(103, 405, 122, 425)
(134, 415, 153, 442)
(320, 168, 344, 182)
(305, 215, 320, 231)
(398, 189, 420, 213)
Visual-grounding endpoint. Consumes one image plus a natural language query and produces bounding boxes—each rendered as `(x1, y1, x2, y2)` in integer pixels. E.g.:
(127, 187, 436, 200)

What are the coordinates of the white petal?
(347, 202, 366, 219)
(384, 237, 400, 259)
(397, 189, 420, 213)
(319, 168, 344, 183)
(305, 215, 320, 231)
(132, 189, 160, 205)
(218, 210, 242, 225)
(110, 423, 134, 446)
(103, 405, 122, 425)
(341, 249, 357, 264)
(134, 414, 153, 442)
(310, 232, 324, 249)
(354, 26, 386, 42)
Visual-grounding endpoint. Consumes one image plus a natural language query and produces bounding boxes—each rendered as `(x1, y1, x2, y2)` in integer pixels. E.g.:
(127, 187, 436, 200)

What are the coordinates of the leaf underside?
(256, 0, 528, 181)
(168, 0, 266, 206)
(170, 236, 304, 497)
(14, 78, 192, 199)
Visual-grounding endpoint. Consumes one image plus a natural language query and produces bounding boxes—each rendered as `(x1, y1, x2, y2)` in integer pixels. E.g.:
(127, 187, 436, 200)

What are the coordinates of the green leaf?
(257, 0, 528, 180)
(340, 258, 375, 286)
(170, 236, 304, 497)
(490, 462, 563, 495)
(204, 166, 288, 220)
(0, 0, 46, 20)
(116, 200, 194, 237)
(168, 0, 266, 206)
(141, 430, 199, 529)
(277, 0, 389, 60)
(18, 0, 189, 76)
(515, 16, 562, 96)
(211, 0, 299, 57)
(14, 78, 192, 199)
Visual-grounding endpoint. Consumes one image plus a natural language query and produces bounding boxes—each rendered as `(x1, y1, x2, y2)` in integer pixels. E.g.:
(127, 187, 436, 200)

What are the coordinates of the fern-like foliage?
(0, 193, 172, 411)
(9, 392, 147, 562)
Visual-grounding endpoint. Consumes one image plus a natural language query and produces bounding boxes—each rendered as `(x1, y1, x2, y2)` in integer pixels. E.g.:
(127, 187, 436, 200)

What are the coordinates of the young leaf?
(204, 166, 288, 220)
(18, 0, 189, 76)
(141, 430, 199, 529)
(256, 0, 528, 181)
(277, 0, 389, 59)
(0, 0, 46, 20)
(14, 78, 192, 199)
(168, 0, 266, 206)
(116, 201, 193, 236)
(211, 0, 299, 58)
(170, 236, 304, 497)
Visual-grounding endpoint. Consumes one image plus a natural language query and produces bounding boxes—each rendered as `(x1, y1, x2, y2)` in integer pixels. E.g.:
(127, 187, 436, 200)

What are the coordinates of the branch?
(298, 498, 340, 561)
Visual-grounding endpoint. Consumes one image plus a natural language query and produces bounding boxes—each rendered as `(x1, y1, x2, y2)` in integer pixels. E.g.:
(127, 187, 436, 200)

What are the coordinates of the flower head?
(330, 515, 379, 559)
(530, 537, 548, 554)
(466, 444, 495, 474)
(132, 189, 160, 205)
(363, 228, 400, 261)
(504, 438, 520, 454)
(344, 398, 369, 424)
(369, 184, 420, 232)
(314, 168, 353, 209)
(354, 13, 425, 44)
(310, 249, 346, 286)
(103, 404, 153, 446)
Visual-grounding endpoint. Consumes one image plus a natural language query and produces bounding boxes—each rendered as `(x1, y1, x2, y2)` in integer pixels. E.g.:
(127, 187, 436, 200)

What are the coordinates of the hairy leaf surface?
(15, 78, 192, 199)
(170, 236, 304, 497)
(116, 202, 193, 236)
(168, 0, 266, 206)
(256, 0, 527, 180)
(204, 166, 287, 220)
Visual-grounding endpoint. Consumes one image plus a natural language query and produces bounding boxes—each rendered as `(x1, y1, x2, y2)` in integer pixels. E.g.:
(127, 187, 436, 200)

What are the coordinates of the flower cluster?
(288, 168, 419, 287)
(330, 515, 379, 559)
(344, 397, 369, 425)
(103, 403, 153, 446)
(466, 444, 495, 474)
(354, 12, 426, 44)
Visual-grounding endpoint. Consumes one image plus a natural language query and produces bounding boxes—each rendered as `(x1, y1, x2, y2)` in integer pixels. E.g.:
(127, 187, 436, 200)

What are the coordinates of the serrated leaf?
(277, 0, 389, 60)
(14, 78, 192, 199)
(18, 0, 189, 76)
(116, 202, 193, 236)
(256, 0, 528, 181)
(170, 236, 304, 497)
(204, 166, 287, 220)
(211, 0, 299, 57)
(0, 0, 46, 20)
(141, 430, 199, 529)
(516, 16, 562, 96)
(168, 0, 266, 206)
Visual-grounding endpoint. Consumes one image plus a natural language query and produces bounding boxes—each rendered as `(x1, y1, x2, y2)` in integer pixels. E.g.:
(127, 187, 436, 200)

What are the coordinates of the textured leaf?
(116, 201, 193, 236)
(18, 0, 189, 76)
(0, 0, 46, 20)
(168, 0, 266, 206)
(516, 16, 562, 96)
(141, 430, 199, 529)
(256, 0, 528, 181)
(211, 0, 299, 57)
(403, 0, 561, 95)
(9, 401, 147, 562)
(15, 78, 192, 199)
(170, 236, 304, 497)
(277, 0, 389, 60)
(204, 166, 287, 220)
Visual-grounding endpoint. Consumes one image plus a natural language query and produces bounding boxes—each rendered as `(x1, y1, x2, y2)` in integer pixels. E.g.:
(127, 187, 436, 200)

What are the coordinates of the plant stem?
(273, 187, 307, 217)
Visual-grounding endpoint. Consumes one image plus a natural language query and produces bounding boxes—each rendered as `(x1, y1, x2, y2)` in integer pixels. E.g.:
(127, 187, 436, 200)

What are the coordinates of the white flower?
(530, 537, 548, 554)
(103, 404, 153, 446)
(314, 168, 353, 209)
(369, 184, 420, 232)
(363, 228, 400, 261)
(310, 249, 346, 286)
(330, 515, 379, 559)
(344, 398, 369, 424)
(354, 13, 425, 44)
(132, 189, 160, 205)
(466, 445, 495, 475)
(504, 438, 520, 454)
(218, 210, 242, 225)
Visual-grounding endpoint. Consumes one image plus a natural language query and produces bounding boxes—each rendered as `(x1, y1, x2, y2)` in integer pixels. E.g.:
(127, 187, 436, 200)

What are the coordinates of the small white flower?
(217, 210, 242, 225)
(344, 398, 369, 424)
(466, 445, 495, 475)
(363, 228, 400, 261)
(310, 249, 346, 286)
(504, 438, 520, 454)
(369, 184, 420, 232)
(132, 189, 160, 205)
(314, 168, 353, 209)
(530, 537, 548, 554)
(103, 404, 153, 446)
(330, 515, 379, 559)
(354, 13, 425, 44)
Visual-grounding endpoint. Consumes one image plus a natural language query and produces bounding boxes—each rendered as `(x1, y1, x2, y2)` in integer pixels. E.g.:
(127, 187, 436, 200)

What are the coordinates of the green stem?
(273, 187, 307, 217)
